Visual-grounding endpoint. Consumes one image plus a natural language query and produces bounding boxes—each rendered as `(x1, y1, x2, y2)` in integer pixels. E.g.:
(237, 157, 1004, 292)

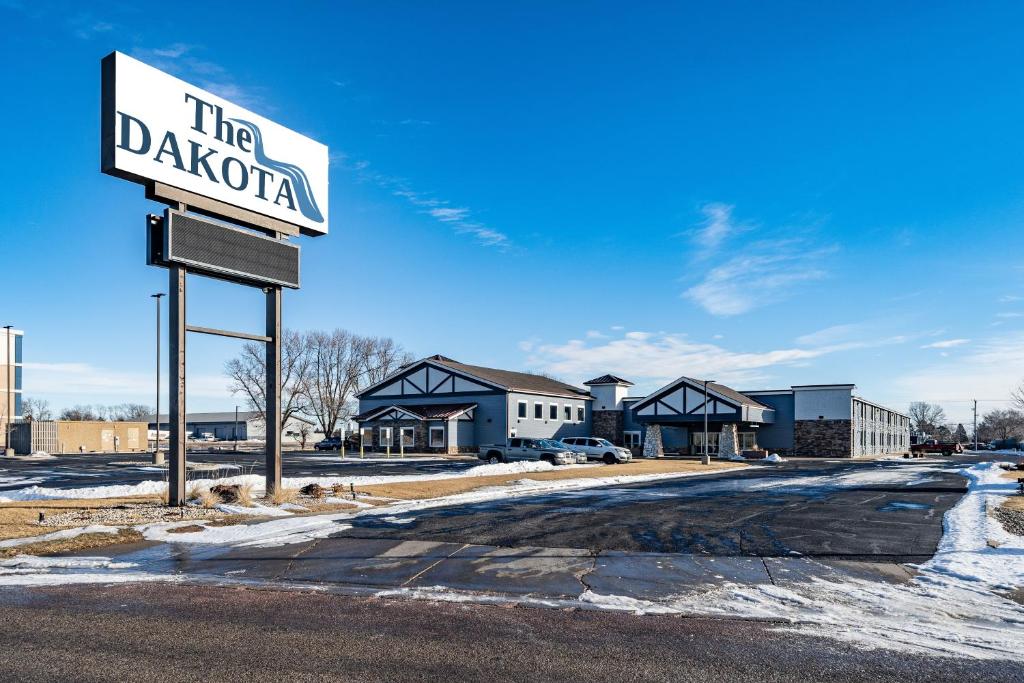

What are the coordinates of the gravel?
(993, 506, 1024, 536)
(39, 504, 221, 528)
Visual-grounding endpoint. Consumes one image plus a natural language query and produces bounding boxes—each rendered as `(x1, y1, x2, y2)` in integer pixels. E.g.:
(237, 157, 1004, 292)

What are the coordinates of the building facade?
(354, 356, 592, 454)
(1, 328, 23, 453)
(354, 355, 910, 458)
(147, 411, 319, 445)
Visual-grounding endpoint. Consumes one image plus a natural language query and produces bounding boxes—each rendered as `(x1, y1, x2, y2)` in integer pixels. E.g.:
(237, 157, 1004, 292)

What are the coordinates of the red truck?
(910, 439, 964, 457)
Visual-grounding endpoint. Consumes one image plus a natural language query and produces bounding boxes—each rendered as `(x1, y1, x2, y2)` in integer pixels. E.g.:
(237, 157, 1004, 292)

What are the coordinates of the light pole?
(3, 326, 11, 457)
(702, 378, 714, 466)
(151, 294, 165, 465)
(234, 405, 239, 452)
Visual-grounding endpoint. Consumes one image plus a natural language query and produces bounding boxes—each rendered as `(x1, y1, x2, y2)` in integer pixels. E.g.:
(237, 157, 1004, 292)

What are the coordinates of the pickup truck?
(479, 438, 582, 465)
(910, 439, 963, 457)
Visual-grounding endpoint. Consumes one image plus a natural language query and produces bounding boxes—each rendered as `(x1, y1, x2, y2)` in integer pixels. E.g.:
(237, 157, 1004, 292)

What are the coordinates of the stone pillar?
(642, 424, 664, 458)
(718, 423, 739, 459)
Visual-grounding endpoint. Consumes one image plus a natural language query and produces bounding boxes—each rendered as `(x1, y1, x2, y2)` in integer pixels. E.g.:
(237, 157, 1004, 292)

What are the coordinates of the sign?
(101, 51, 328, 237)
(147, 210, 301, 289)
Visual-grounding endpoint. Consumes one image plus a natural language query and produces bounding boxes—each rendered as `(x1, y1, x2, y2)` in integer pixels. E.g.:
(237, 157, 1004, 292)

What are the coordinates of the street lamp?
(151, 294, 165, 465)
(702, 378, 715, 466)
(3, 325, 11, 457)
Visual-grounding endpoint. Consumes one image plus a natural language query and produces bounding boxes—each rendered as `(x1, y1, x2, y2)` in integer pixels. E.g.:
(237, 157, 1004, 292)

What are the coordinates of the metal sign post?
(102, 51, 328, 507)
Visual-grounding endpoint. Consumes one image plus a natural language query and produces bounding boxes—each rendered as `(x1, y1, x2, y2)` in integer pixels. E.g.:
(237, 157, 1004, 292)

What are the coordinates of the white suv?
(560, 437, 632, 464)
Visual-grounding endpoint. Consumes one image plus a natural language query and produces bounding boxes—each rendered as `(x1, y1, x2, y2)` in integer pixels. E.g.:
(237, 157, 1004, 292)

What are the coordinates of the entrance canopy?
(630, 377, 774, 425)
(354, 403, 477, 423)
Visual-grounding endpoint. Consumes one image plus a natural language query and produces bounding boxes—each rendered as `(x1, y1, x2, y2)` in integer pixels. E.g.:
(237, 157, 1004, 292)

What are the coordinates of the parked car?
(558, 436, 632, 464)
(910, 439, 963, 457)
(478, 438, 578, 465)
(314, 436, 343, 451)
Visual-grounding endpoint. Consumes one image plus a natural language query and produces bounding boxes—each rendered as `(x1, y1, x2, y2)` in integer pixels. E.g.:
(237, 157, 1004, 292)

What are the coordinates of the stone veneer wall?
(360, 419, 475, 454)
(718, 423, 739, 459)
(592, 410, 624, 445)
(642, 425, 664, 458)
(794, 419, 853, 457)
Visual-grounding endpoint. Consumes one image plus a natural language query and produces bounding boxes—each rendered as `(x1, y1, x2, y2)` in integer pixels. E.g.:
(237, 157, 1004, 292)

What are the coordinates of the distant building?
(12, 420, 147, 455)
(1, 328, 24, 451)
(354, 355, 592, 454)
(145, 410, 319, 445)
(355, 355, 910, 458)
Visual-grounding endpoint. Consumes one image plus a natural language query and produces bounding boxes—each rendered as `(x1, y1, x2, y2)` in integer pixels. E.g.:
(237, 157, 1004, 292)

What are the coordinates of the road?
(0, 451, 477, 493)
(0, 583, 1018, 682)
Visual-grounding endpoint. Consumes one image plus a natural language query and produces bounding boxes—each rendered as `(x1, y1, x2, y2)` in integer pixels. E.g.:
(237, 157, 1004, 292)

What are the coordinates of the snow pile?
(0, 460, 573, 503)
(0, 525, 118, 549)
(919, 461, 1024, 588)
(0, 555, 180, 587)
(764, 454, 784, 463)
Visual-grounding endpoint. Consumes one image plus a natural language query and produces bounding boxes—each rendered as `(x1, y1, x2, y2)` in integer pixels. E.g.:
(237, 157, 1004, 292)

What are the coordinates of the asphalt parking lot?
(340, 458, 968, 562)
(0, 451, 477, 493)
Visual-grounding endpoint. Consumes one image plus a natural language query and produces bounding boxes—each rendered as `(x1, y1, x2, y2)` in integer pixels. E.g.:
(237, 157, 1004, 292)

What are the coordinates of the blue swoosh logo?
(230, 118, 325, 224)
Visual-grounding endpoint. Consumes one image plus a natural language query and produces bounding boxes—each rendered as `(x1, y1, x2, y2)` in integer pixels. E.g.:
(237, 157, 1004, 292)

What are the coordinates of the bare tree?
(59, 405, 102, 421)
(225, 330, 312, 431)
(297, 420, 313, 449)
(305, 330, 366, 438)
(360, 336, 414, 388)
(1011, 382, 1024, 412)
(21, 398, 52, 422)
(908, 401, 946, 433)
(108, 403, 153, 421)
(979, 409, 1024, 442)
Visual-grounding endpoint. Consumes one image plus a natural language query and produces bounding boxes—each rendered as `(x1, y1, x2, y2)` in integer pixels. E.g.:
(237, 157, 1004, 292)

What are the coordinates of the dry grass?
(164, 524, 206, 534)
(1001, 497, 1024, 512)
(0, 496, 162, 543)
(359, 459, 744, 501)
(236, 483, 254, 507)
(1000, 470, 1024, 483)
(196, 488, 222, 509)
(268, 487, 299, 505)
(0, 528, 144, 559)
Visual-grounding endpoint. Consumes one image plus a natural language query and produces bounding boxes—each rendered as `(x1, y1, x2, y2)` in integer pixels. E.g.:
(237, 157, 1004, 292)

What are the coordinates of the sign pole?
(265, 284, 282, 496)
(168, 264, 187, 505)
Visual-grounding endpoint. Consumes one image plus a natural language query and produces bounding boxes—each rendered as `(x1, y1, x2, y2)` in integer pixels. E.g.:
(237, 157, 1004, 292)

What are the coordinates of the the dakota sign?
(101, 52, 328, 236)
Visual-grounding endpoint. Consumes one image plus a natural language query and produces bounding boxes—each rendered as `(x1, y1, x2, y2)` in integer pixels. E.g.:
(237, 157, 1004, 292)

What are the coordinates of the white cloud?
(692, 202, 748, 256)
(130, 45, 266, 110)
(921, 339, 970, 349)
(335, 156, 510, 249)
(523, 328, 905, 392)
(996, 312, 1022, 319)
(683, 241, 834, 316)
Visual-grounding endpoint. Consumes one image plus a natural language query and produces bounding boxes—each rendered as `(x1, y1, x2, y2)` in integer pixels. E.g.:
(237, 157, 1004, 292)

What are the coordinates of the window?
(360, 428, 373, 446)
(510, 438, 522, 447)
(738, 432, 757, 450)
(549, 404, 559, 420)
(379, 427, 392, 447)
(429, 427, 445, 448)
(517, 400, 528, 419)
(577, 406, 585, 422)
(692, 432, 720, 452)
(563, 438, 578, 445)
(564, 405, 572, 421)
(400, 427, 415, 447)
(534, 402, 543, 419)
(624, 431, 642, 448)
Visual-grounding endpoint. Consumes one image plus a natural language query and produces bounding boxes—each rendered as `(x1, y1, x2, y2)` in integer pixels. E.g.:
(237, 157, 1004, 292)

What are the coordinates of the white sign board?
(101, 51, 328, 236)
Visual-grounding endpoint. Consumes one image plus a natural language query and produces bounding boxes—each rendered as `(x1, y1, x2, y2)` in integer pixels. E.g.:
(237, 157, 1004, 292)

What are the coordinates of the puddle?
(879, 501, 932, 512)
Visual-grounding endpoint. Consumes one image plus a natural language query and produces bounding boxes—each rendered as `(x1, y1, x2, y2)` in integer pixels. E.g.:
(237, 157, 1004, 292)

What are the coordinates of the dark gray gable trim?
(357, 359, 507, 398)
(632, 377, 740, 414)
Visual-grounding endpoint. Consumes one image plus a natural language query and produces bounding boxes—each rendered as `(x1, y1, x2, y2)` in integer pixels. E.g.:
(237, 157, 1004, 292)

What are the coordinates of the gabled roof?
(358, 355, 591, 400)
(354, 403, 477, 422)
(631, 376, 771, 412)
(583, 374, 634, 387)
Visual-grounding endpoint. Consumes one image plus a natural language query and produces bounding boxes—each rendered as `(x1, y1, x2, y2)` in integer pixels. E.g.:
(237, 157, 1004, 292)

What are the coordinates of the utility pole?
(3, 325, 12, 457)
(234, 405, 239, 452)
(702, 378, 713, 466)
(151, 293, 165, 465)
(973, 399, 978, 451)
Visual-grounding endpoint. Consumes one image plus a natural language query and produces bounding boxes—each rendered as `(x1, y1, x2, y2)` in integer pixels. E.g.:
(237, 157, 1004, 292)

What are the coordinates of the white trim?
(379, 426, 392, 447)
(534, 402, 544, 420)
(517, 399, 528, 419)
(563, 404, 572, 422)
(576, 405, 585, 422)
(624, 430, 642, 448)
(429, 426, 445, 448)
(400, 426, 415, 447)
(360, 427, 373, 446)
(548, 403, 559, 421)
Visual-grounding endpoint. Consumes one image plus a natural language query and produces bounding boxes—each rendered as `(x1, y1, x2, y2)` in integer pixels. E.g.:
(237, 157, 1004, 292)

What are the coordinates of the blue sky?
(3, 1, 1024, 425)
